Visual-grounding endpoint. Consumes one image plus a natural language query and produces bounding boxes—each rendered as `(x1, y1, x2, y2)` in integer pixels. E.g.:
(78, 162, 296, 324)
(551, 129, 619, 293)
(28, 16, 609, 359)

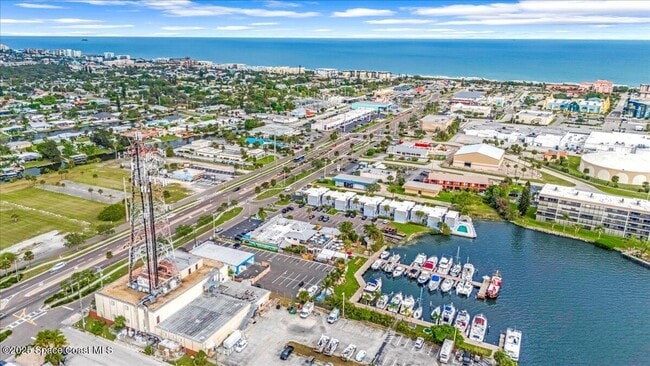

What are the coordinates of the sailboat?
(461, 257, 476, 281)
(413, 287, 424, 319)
(450, 247, 462, 277)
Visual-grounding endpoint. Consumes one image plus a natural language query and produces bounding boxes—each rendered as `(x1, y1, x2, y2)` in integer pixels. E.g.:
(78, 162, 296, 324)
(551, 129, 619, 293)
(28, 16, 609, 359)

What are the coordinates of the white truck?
(439, 339, 454, 363)
(299, 301, 314, 318)
(222, 330, 243, 353)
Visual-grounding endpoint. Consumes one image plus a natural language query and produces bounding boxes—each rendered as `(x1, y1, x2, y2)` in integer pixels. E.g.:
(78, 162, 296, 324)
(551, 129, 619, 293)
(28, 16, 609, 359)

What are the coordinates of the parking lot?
(225, 306, 453, 366)
(289, 204, 391, 236)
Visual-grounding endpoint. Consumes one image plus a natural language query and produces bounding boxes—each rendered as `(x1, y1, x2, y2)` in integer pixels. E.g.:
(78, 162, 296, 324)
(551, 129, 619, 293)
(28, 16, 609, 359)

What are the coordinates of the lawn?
(433, 190, 501, 220)
(214, 207, 243, 226)
(2, 187, 106, 225)
(169, 355, 215, 366)
(255, 155, 276, 166)
(334, 257, 367, 299)
(164, 183, 191, 203)
(390, 222, 431, 237)
(0, 204, 86, 249)
(536, 171, 576, 187)
(255, 188, 283, 200)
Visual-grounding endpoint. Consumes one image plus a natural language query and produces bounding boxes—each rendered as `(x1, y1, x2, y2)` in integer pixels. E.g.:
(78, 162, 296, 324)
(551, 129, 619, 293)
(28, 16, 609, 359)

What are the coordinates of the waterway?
(362, 221, 650, 365)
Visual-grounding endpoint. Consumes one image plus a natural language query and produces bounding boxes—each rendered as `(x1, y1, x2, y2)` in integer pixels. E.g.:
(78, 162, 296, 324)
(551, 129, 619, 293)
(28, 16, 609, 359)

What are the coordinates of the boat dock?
(476, 277, 491, 300)
(498, 332, 506, 348)
(386, 261, 483, 289)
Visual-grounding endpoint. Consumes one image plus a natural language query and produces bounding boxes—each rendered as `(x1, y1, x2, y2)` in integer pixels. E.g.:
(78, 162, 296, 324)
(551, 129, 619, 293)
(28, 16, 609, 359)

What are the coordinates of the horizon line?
(2, 35, 650, 41)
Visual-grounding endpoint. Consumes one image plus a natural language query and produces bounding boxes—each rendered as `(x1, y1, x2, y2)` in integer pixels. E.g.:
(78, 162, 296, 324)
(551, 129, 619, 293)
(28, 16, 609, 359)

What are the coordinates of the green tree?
(144, 344, 153, 356)
(611, 175, 620, 187)
(113, 315, 126, 331)
(96, 224, 115, 236)
(23, 250, 34, 265)
(595, 224, 605, 239)
(64, 232, 85, 248)
(494, 350, 517, 366)
(193, 350, 209, 366)
(518, 181, 532, 216)
(36, 139, 62, 163)
(437, 221, 451, 236)
(98, 203, 126, 221)
(258, 207, 267, 220)
(106, 251, 113, 259)
(0, 252, 17, 271)
(366, 183, 380, 195)
(297, 289, 311, 303)
(34, 329, 68, 365)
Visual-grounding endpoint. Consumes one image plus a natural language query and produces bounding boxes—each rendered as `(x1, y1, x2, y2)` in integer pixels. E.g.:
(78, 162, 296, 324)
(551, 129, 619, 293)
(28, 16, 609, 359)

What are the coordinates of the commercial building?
(350, 101, 392, 112)
(451, 90, 485, 105)
(171, 168, 204, 182)
(515, 110, 554, 125)
(579, 152, 650, 185)
(536, 184, 650, 240)
(583, 131, 650, 153)
(190, 242, 255, 275)
(449, 103, 492, 116)
(421, 114, 454, 132)
(333, 174, 378, 190)
(543, 97, 610, 114)
(387, 142, 429, 159)
(452, 143, 505, 171)
(623, 99, 650, 119)
(359, 167, 394, 182)
(403, 181, 443, 197)
(243, 215, 318, 251)
(311, 108, 374, 131)
(327, 190, 357, 211)
(426, 172, 490, 192)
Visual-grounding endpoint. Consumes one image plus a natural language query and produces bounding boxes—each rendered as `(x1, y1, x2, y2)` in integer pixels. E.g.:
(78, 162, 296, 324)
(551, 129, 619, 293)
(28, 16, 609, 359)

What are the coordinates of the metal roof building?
(191, 242, 255, 275)
(333, 173, 378, 190)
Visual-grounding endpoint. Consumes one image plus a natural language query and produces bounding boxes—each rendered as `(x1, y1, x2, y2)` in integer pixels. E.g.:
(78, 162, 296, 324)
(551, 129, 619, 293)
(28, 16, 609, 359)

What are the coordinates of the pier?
(380, 261, 484, 289)
(476, 277, 491, 300)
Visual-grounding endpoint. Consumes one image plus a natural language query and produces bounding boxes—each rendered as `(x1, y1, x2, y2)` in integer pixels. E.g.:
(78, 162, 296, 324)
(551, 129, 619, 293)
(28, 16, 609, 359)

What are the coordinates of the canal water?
(362, 221, 650, 365)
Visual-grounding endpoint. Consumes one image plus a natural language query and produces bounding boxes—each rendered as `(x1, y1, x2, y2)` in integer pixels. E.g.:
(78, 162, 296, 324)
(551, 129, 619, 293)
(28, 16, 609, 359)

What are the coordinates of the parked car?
(415, 337, 425, 349)
(235, 338, 248, 353)
(361, 216, 367, 220)
(280, 345, 295, 360)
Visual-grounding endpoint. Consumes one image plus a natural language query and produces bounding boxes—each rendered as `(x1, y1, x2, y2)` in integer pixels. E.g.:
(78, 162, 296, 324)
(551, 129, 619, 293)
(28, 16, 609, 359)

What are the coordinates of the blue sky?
(1, 0, 649, 39)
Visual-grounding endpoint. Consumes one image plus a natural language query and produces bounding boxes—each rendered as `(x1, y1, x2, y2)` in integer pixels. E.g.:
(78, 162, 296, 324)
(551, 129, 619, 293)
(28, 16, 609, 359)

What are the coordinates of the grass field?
(255, 188, 282, 200)
(334, 257, 367, 299)
(0, 204, 86, 249)
(164, 183, 191, 203)
(390, 222, 431, 237)
(255, 155, 276, 166)
(2, 187, 106, 225)
(536, 171, 576, 187)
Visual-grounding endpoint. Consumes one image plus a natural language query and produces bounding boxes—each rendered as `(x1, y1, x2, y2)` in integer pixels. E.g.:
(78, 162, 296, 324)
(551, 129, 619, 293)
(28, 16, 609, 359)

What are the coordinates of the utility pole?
(78, 281, 85, 329)
(123, 176, 129, 223)
(342, 292, 345, 319)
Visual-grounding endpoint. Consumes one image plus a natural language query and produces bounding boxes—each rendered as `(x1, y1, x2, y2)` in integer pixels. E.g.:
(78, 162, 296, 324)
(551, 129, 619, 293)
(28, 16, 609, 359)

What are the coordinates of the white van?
(327, 308, 340, 324)
(439, 339, 454, 363)
(234, 338, 248, 353)
(299, 301, 314, 318)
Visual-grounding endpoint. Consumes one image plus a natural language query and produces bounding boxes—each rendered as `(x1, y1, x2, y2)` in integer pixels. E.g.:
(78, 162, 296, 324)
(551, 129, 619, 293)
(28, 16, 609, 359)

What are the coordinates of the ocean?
(363, 221, 650, 365)
(1, 37, 649, 86)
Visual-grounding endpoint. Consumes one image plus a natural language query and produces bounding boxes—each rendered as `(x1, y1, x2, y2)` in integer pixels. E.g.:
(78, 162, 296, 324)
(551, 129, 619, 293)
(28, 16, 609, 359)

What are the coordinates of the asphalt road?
(0, 108, 416, 357)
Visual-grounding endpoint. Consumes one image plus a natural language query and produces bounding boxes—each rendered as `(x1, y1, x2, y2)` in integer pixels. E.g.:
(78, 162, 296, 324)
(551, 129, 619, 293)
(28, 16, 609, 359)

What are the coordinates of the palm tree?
(595, 224, 605, 239)
(88, 187, 94, 198)
(34, 329, 68, 365)
(382, 204, 391, 216)
(23, 251, 34, 266)
(561, 213, 570, 232)
(414, 210, 425, 224)
(572, 223, 581, 235)
(352, 197, 360, 210)
(258, 207, 267, 220)
(97, 188, 103, 196)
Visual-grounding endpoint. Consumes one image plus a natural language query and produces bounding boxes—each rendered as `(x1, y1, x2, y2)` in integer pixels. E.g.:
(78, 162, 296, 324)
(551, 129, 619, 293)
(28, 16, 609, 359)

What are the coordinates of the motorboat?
(387, 292, 403, 313)
(487, 270, 502, 299)
(454, 310, 471, 334)
(430, 306, 441, 325)
(315, 334, 330, 353)
(376, 294, 389, 310)
(428, 274, 441, 292)
(380, 251, 390, 260)
(364, 278, 382, 293)
(440, 278, 454, 293)
(417, 270, 431, 285)
(437, 256, 453, 275)
(341, 344, 357, 361)
(324, 338, 339, 356)
(469, 314, 488, 342)
(440, 303, 457, 325)
(371, 259, 383, 270)
(422, 256, 438, 271)
(383, 262, 396, 274)
(412, 305, 423, 320)
(450, 262, 462, 277)
(407, 267, 421, 279)
(456, 280, 473, 297)
(461, 261, 475, 281)
(392, 265, 406, 278)
(399, 295, 415, 316)
(388, 253, 401, 264)
(504, 328, 522, 362)
(411, 253, 427, 267)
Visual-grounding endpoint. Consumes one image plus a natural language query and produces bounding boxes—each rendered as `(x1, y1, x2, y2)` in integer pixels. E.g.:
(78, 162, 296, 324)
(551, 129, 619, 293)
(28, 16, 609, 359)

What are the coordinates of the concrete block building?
(452, 144, 505, 171)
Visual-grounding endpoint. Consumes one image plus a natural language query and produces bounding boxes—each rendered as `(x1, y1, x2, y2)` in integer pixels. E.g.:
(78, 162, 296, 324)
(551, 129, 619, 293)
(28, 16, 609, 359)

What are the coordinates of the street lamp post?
(77, 281, 85, 329)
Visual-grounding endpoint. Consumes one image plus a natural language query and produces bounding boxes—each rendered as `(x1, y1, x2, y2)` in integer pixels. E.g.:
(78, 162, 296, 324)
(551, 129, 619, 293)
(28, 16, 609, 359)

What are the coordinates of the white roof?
(584, 131, 650, 149)
(454, 143, 504, 161)
(581, 151, 650, 173)
(329, 190, 357, 201)
(446, 210, 460, 218)
(304, 187, 330, 197)
(429, 206, 449, 218)
(358, 195, 385, 205)
(388, 200, 415, 211)
(540, 184, 650, 213)
(190, 242, 254, 266)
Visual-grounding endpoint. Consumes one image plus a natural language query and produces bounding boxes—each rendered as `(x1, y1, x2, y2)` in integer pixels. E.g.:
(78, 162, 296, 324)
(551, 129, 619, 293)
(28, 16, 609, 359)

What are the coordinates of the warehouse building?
(333, 174, 378, 190)
(452, 143, 505, 171)
(190, 242, 255, 275)
(403, 181, 443, 197)
(580, 152, 650, 185)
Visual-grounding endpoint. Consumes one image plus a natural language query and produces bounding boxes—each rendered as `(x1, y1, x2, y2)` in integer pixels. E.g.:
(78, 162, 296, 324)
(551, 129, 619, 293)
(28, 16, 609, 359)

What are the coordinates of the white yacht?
(454, 310, 471, 334)
(450, 262, 462, 277)
(469, 314, 488, 342)
(422, 256, 438, 272)
(375, 294, 389, 310)
(456, 280, 473, 297)
(371, 259, 383, 270)
(399, 295, 415, 316)
(364, 278, 382, 293)
(412, 305, 423, 320)
(417, 270, 431, 285)
(430, 306, 441, 325)
(437, 256, 453, 275)
(387, 292, 403, 313)
(461, 261, 475, 281)
(407, 266, 421, 279)
(440, 277, 454, 293)
(504, 328, 522, 362)
(380, 251, 390, 260)
(383, 262, 396, 274)
(388, 253, 401, 264)
(428, 274, 441, 292)
(392, 265, 406, 278)
(440, 303, 457, 325)
(411, 253, 427, 267)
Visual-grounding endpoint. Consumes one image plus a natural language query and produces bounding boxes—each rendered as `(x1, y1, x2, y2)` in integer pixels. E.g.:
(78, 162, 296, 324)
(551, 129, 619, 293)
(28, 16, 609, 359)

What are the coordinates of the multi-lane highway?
(0, 107, 417, 354)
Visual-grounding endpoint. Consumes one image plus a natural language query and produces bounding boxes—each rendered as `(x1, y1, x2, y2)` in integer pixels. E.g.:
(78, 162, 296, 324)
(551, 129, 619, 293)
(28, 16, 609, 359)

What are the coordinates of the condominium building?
(536, 184, 650, 240)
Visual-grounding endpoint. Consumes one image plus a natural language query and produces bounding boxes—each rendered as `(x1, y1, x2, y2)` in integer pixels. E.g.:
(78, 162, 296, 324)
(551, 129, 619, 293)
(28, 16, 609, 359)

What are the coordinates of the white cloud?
(250, 22, 279, 26)
(161, 26, 205, 30)
(365, 19, 433, 25)
(52, 18, 102, 23)
(64, 0, 134, 5)
(0, 18, 43, 24)
(216, 25, 252, 31)
(313, 28, 331, 32)
(53, 24, 134, 29)
(265, 0, 301, 8)
(440, 16, 650, 26)
(16, 3, 63, 9)
(332, 8, 395, 18)
(140, 0, 318, 18)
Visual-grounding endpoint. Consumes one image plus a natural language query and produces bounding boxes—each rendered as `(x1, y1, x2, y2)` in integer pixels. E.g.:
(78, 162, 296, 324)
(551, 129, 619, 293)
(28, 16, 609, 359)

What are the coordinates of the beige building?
(515, 110, 554, 125)
(94, 251, 268, 354)
(452, 143, 505, 171)
(403, 181, 442, 197)
(579, 152, 650, 185)
(421, 114, 453, 132)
